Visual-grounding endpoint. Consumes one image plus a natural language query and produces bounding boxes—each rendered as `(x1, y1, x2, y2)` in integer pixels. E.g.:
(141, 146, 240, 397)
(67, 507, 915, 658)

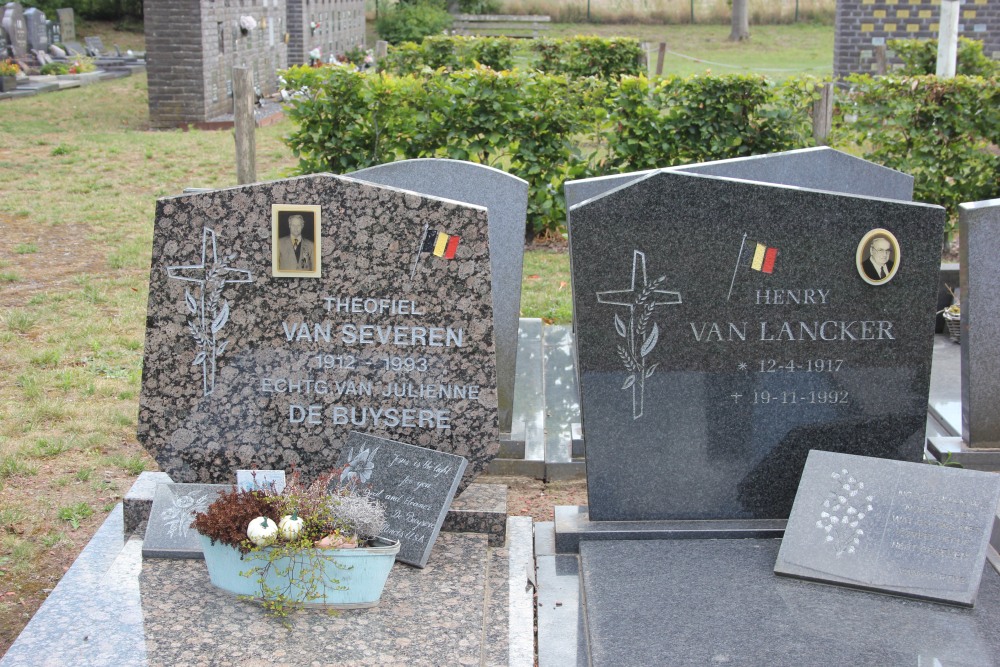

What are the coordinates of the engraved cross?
(167, 228, 253, 395)
(597, 250, 681, 420)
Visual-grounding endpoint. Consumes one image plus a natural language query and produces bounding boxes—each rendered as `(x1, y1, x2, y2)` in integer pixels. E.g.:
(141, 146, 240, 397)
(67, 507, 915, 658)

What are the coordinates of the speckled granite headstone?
(139, 174, 498, 491)
(142, 483, 226, 559)
(349, 159, 528, 436)
(337, 431, 468, 567)
(775, 450, 1000, 606)
(570, 169, 944, 521)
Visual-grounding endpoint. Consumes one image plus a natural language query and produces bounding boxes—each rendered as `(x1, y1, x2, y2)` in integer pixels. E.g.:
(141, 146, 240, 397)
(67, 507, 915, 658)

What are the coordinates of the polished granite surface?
(0, 506, 533, 667)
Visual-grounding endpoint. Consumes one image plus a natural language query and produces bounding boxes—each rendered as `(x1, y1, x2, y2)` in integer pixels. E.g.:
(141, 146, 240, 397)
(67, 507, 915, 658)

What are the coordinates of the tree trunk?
(728, 0, 750, 42)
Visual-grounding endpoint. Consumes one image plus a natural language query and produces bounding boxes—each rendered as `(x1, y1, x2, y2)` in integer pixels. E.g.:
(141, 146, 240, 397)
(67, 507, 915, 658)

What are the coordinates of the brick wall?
(287, 0, 366, 66)
(145, 0, 291, 129)
(835, 0, 1000, 78)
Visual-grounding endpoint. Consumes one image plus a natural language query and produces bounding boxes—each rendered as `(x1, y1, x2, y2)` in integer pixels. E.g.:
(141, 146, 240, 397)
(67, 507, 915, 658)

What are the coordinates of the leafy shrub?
(381, 36, 515, 73)
(532, 36, 642, 79)
(375, 1, 453, 45)
(604, 74, 817, 171)
(888, 37, 1000, 77)
(531, 37, 644, 78)
(40, 62, 71, 75)
(457, 0, 501, 13)
(281, 66, 818, 236)
(833, 74, 1000, 234)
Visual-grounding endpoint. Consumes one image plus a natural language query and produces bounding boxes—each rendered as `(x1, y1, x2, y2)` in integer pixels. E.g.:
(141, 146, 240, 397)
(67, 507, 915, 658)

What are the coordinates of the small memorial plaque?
(336, 431, 467, 567)
(775, 450, 1000, 606)
(142, 483, 226, 559)
(236, 469, 286, 493)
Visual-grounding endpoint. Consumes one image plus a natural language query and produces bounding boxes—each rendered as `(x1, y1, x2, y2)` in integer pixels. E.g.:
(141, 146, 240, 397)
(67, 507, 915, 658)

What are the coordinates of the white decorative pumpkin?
(247, 516, 278, 545)
(278, 512, 304, 540)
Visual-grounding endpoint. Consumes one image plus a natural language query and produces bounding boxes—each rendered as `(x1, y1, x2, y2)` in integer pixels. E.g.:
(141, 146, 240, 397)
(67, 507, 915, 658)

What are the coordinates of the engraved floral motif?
(816, 468, 874, 557)
(340, 445, 379, 490)
(160, 491, 213, 539)
(167, 228, 253, 396)
(597, 250, 681, 420)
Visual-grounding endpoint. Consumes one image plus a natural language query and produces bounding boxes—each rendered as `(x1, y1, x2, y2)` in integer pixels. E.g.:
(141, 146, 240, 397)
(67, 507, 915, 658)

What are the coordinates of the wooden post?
(656, 42, 666, 77)
(812, 82, 834, 145)
(639, 42, 649, 74)
(874, 45, 887, 75)
(936, 0, 960, 78)
(233, 66, 256, 185)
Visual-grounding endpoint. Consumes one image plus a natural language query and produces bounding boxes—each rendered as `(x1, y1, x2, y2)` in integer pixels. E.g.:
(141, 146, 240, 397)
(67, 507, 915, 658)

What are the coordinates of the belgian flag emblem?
(421, 228, 461, 259)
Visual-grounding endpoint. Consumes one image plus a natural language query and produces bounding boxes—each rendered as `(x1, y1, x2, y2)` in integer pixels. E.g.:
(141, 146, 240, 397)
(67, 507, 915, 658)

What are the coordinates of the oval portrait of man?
(856, 228, 900, 286)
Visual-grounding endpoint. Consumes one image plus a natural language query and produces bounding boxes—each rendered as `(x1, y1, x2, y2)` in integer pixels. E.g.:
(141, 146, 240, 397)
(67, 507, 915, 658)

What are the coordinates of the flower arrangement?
(0, 59, 20, 77)
(192, 468, 392, 618)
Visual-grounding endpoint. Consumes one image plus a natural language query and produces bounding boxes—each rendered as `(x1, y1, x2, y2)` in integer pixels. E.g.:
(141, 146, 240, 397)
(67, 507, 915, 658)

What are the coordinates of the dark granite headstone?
(142, 483, 226, 559)
(564, 147, 914, 212)
(348, 160, 528, 437)
(138, 174, 498, 491)
(235, 469, 285, 493)
(960, 199, 1000, 449)
(22, 7, 46, 51)
(775, 450, 1000, 606)
(1, 3, 28, 60)
(570, 169, 944, 521)
(55, 7, 74, 42)
(336, 431, 468, 567)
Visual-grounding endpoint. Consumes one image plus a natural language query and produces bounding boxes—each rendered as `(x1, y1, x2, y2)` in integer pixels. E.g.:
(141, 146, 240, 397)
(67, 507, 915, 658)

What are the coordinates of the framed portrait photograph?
(856, 228, 900, 286)
(272, 204, 322, 278)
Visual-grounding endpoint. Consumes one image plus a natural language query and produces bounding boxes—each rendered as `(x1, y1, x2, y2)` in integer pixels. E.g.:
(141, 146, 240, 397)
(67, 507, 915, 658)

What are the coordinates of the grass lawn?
(0, 19, 832, 654)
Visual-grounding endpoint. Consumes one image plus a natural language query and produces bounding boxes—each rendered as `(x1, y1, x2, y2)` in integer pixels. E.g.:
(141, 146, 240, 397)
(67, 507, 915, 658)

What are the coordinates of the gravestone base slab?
(553, 505, 785, 554)
(927, 436, 1000, 472)
(122, 471, 172, 536)
(577, 538, 1000, 667)
(0, 505, 535, 667)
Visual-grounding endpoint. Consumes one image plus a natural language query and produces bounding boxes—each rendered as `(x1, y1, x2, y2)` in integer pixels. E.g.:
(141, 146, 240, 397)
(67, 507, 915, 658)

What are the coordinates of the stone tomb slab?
(138, 174, 498, 490)
(775, 450, 1000, 606)
(141, 483, 226, 559)
(580, 538, 1000, 667)
(336, 431, 468, 567)
(349, 159, 528, 436)
(569, 169, 944, 521)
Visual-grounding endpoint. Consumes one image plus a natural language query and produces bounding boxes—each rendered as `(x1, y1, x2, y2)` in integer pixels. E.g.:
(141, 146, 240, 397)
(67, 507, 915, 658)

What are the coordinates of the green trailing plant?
(192, 468, 388, 619)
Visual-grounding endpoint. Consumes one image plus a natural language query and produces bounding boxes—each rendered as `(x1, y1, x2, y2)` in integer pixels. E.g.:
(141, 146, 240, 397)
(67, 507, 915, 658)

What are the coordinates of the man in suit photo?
(278, 213, 315, 271)
(861, 236, 894, 282)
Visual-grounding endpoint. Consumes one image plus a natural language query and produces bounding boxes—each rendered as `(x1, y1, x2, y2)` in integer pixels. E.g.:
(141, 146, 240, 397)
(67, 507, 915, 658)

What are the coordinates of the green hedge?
(281, 66, 817, 236)
(887, 37, 1000, 77)
(834, 74, 1000, 233)
(380, 35, 643, 78)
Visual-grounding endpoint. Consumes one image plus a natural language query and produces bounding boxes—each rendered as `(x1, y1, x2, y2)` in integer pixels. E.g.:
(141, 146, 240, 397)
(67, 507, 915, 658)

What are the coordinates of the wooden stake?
(233, 66, 256, 185)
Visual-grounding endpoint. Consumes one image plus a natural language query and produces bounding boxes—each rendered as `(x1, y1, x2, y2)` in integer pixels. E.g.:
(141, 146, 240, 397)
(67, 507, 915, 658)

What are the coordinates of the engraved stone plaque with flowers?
(775, 450, 1000, 607)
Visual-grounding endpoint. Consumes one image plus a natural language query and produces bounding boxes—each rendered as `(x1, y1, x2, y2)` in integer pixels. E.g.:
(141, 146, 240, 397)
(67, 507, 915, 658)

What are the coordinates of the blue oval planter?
(198, 534, 400, 608)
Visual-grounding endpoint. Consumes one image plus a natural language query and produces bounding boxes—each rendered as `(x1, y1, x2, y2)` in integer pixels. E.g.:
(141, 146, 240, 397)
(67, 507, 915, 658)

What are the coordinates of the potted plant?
(0, 59, 19, 93)
(192, 468, 399, 618)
